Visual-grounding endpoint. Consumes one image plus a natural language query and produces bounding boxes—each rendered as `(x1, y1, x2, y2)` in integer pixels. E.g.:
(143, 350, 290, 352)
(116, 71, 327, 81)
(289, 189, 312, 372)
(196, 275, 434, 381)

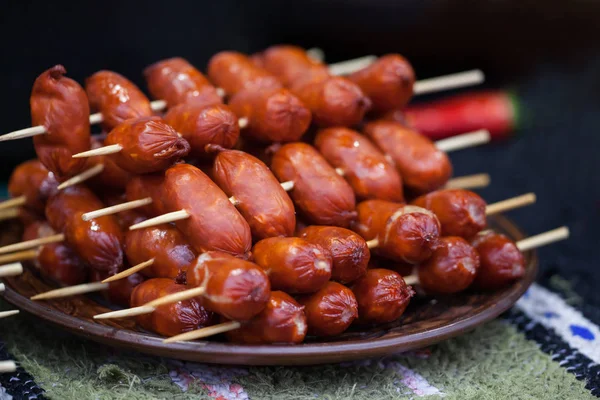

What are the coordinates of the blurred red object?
(384, 90, 519, 141)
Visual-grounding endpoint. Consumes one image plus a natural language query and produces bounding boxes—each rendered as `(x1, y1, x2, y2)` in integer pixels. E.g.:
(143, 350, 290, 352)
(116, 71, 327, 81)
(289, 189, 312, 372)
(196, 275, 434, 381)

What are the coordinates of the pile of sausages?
(2, 45, 525, 344)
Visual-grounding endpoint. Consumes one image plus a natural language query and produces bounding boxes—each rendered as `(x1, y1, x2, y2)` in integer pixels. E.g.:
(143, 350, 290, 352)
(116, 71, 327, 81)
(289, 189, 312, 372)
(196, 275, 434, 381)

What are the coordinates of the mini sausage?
(363, 120, 453, 194)
(125, 225, 197, 279)
(31, 65, 90, 180)
(131, 278, 215, 337)
(186, 251, 271, 321)
(271, 143, 356, 228)
(352, 269, 415, 324)
(164, 103, 239, 158)
(298, 225, 369, 284)
(162, 164, 252, 257)
(353, 200, 441, 264)
(412, 189, 487, 238)
(314, 127, 404, 202)
(298, 281, 358, 336)
(347, 54, 415, 114)
(85, 70, 153, 131)
(87, 137, 133, 191)
(225, 291, 307, 344)
(8, 159, 58, 214)
(207, 51, 281, 94)
(208, 145, 296, 240)
(45, 186, 124, 274)
(470, 231, 525, 290)
(418, 236, 480, 294)
(125, 175, 167, 217)
(144, 57, 222, 108)
(103, 117, 190, 174)
(252, 237, 332, 293)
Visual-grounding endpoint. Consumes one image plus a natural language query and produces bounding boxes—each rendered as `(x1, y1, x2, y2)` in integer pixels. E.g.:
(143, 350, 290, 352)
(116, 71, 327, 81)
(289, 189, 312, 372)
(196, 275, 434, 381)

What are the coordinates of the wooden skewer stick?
(93, 286, 206, 319)
(102, 259, 155, 283)
(0, 196, 27, 211)
(56, 164, 105, 190)
(516, 226, 569, 252)
(366, 239, 379, 249)
(413, 70, 485, 95)
(71, 144, 123, 159)
(0, 234, 64, 255)
(403, 275, 419, 286)
(486, 193, 536, 216)
(82, 198, 153, 221)
(444, 173, 490, 190)
(434, 129, 490, 153)
(328, 56, 378, 76)
(30, 281, 109, 301)
(0, 310, 20, 319)
(0, 283, 5, 292)
(0, 263, 24, 277)
(163, 321, 242, 343)
(0, 360, 17, 374)
(0, 249, 38, 265)
(0, 208, 20, 222)
(129, 210, 190, 231)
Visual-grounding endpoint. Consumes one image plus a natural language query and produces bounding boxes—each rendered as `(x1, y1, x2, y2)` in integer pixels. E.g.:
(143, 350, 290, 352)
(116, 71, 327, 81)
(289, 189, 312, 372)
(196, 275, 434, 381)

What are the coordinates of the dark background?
(1, 0, 599, 315)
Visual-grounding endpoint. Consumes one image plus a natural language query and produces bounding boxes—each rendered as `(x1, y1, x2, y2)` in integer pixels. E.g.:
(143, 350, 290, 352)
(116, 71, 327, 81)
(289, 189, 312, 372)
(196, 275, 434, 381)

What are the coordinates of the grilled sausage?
(125, 175, 167, 217)
(31, 65, 90, 180)
(418, 236, 480, 294)
(186, 251, 271, 321)
(164, 103, 239, 158)
(208, 51, 281, 94)
(314, 127, 404, 202)
(347, 54, 415, 114)
(351, 269, 415, 324)
(85, 70, 153, 131)
(271, 143, 356, 228)
(144, 57, 222, 108)
(252, 237, 332, 293)
(103, 117, 190, 174)
(162, 164, 252, 257)
(353, 200, 441, 264)
(298, 281, 358, 336)
(208, 145, 295, 240)
(471, 231, 525, 290)
(131, 278, 215, 337)
(45, 186, 124, 274)
(412, 189, 486, 238)
(363, 120, 453, 194)
(298, 225, 369, 284)
(225, 291, 306, 344)
(8, 160, 58, 214)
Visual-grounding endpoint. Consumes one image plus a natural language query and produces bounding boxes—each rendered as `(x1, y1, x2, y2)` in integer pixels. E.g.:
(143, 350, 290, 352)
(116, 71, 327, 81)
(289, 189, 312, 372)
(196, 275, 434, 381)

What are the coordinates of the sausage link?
(252, 237, 331, 293)
(186, 251, 271, 321)
(353, 200, 441, 264)
(125, 175, 167, 217)
(208, 145, 296, 240)
(418, 236, 480, 294)
(104, 116, 190, 174)
(225, 291, 306, 344)
(162, 164, 252, 257)
(255, 45, 330, 87)
(363, 120, 452, 194)
(45, 186, 124, 274)
(347, 54, 415, 113)
(8, 160, 58, 214)
(86, 137, 133, 191)
(144, 57, 222, 108)
(164, 103, 239, 158)
(351, 269, 414, 324)
(208, 51, 282, 94)
(412, 189, 486, 238)
(85, 70, 153, 131)
(298, 281, 358, 336)
(314, 127, 404, 202)
(125, 225, 197, 279)
(298, 225, 369, 284)
(131, 278, 215, 337)
(271, 143, 356, 227)
(470, 231, 525, 290)
(31, 65, 90, 180)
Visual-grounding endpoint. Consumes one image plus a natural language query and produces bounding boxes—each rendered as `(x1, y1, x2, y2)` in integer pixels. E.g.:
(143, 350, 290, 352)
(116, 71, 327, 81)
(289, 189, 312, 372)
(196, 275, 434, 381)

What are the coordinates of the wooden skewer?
(129, 210, 190, 231)
(444, 173, 490, 189)
(0, 283, 5, 292)
(163, 321, 242, 343)
(413, 70, 485, 95)
(0, 263, 24, 277)
(101, 259, 154, 283)
(82, 198, 153, 221)
(516, 226, 569, 252)
(0, 208, 20, 222)
(56, 164, 105, 190)
(0, 196, 26, 211)
(0, 360, 17, 374)
(30, 281, 109, 300)
(71, 144, 123, 159)
(434, 129, 490, 152)
(328, 56, 377, 76)
(93, 286, 206, 319)
(366, 239, 379, 249)
(0, 234, 64, 255)
(0, 310, 20, 319)
(0, 249, 38, 265)
(485, 193, 536, 215)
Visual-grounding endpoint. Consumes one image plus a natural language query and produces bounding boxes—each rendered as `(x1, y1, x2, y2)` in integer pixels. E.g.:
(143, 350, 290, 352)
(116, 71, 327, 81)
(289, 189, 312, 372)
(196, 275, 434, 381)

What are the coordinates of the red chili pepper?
(383, 90, 520, 141)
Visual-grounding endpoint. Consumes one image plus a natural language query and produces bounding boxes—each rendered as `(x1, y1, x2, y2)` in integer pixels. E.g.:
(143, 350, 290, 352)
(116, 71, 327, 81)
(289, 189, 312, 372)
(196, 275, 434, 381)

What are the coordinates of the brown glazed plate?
(0, 215, 536, 366)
